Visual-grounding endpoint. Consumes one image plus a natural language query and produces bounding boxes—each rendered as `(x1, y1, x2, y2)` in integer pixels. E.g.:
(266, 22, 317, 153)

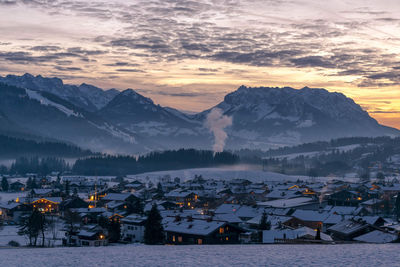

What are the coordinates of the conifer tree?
(144, 204, 164, 244)
(1, 176, 9, 191)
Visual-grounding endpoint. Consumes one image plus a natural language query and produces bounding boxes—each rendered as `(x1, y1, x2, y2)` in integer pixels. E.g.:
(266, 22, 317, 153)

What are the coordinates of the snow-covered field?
(128, 167, 360, 183)
(0, 244, 398, 266)
(0, 224, 65, 247)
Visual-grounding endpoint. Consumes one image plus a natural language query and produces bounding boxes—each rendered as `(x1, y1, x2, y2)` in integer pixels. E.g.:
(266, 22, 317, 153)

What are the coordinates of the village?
(1, 171, 400, 247)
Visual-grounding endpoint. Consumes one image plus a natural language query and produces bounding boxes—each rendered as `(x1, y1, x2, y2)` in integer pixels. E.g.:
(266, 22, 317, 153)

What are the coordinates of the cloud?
(115, 68, 145, 73)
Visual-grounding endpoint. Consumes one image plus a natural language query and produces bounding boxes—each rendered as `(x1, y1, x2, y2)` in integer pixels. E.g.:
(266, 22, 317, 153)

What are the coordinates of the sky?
(0, 0, 399, 128)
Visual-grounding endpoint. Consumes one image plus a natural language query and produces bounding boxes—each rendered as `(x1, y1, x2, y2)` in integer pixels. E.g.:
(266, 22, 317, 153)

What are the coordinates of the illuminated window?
(219, 227, 224, 234)
(172, 235, 176, 242)
(197, 239, 202, 245)
(178, 236, 183, 242)
(225, 237, 229, 241)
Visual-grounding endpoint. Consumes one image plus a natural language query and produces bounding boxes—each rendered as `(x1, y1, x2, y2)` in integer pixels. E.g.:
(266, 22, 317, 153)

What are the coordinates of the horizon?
(0, 0, 399, 129)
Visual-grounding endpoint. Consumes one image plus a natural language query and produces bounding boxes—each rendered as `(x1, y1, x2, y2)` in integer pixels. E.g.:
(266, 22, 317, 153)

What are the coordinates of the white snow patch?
(25, 89, 82, 117)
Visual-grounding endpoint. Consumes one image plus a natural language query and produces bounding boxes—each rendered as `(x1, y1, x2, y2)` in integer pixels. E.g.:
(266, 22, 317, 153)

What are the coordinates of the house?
(164, 190, 198, 208)
(327, 190, 363, 206)
(59, 197, 88, 216)
(30, 188, 60, 198)
(328, 218, 372, 241)
(164, 217, 245, 245)
(360, 198, 385, 214)
(26, 197, 62, 213)
(288, 209, 330, 230)
(9, 181, 25, 192)
(102, 193, 139, 203)
(65, 225, 108, 246)
(121, 214, 147, 242)
(257, 197, 320, 210)
(69, 207, 106, 224)
(0, 202, 30, 222)
(262, 227, 333, 244)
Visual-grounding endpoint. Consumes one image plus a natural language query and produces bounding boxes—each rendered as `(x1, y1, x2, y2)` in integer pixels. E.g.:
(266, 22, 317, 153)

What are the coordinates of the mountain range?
(0, 73, 398, 154)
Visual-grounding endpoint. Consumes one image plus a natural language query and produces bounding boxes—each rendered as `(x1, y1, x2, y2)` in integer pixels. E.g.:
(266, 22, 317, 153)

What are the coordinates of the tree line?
(0, 134, 93, 158)
(73, 149, 240, 175)
(0, 149, 240, 176)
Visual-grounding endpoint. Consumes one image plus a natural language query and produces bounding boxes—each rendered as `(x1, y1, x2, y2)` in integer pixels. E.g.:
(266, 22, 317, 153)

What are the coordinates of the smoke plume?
(205, 108, 232, 153)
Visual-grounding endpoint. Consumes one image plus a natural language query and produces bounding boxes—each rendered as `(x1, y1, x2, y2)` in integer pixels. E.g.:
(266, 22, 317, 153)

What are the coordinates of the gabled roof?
(328, 219, 368, 235)
(258, 197, 316, 208)
(31, 197, 62, 204)
(121, 214, 147, 224)
(214, 213, 242, 224)
(164, 218, 226, 236)
(165, 190, 194, 198)
(102, 193, 133, 201)
(0, 202, 20, 210)
(262, 226, 332, 243)
(32, 188, 57, 195)
(354, 230, 398, 243)
(215, 204, 241, 214)
(291, 210, 330, 222)
(106, 200, 125, 209)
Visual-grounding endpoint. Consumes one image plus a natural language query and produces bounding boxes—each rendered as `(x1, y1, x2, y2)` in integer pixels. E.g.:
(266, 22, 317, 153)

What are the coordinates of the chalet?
(327, 190, 364, 206)
(0, 202, 30, 222)
(59, 197, 88, 216)
(121, 214, 147, 242)
(102, 193, 139, 203)
(69, 207, 106, 224)
(164, 217, 245, 245)
(360, 198, 385, 214)
(124, 181, 145, 192)
(262, 226, 333, 244)
(30, 188, 60, 198)
(65, 225, 108, 246)
(257, 197, 320, 210)
(328, 218, 372, 241)
(30, 197, 62, 213)
(288, 209, 330, 230)
(165, 190, 198, 209)
(9, 181, 25, 192)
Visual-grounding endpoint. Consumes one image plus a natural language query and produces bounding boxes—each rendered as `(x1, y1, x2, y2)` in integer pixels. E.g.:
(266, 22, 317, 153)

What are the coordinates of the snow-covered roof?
(0, 202, 20, 210)
(265, 190, 300, 200)
(213, 213, 242, 224)
(215, 204, 241, 214)
(32, 188, 57, 195)
(164, 218, 226, 236)
(291, 210, 330, 222)
(258, 197, 315, 208)
(102, 193, 133, 201)
(165, 190, 194, 198)
(121, 214, 147, 224)
(354, 230, 398, 243)
(325, 205, 359, 215)
(323, 214, 345, 225)
(328, 219, 368, 235)
(262, 226, 332, 243)
(235, 206, 260, 219)
(106, 200, 125, 209)
(361, 198, 383, 205)
(31, 197, 62, 203)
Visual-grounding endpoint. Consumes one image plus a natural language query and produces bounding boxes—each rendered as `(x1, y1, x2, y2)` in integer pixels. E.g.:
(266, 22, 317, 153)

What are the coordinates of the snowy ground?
(0, 244, 399, 266)
(127, 167, 361, 184)
(0, 223, 65, 247)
